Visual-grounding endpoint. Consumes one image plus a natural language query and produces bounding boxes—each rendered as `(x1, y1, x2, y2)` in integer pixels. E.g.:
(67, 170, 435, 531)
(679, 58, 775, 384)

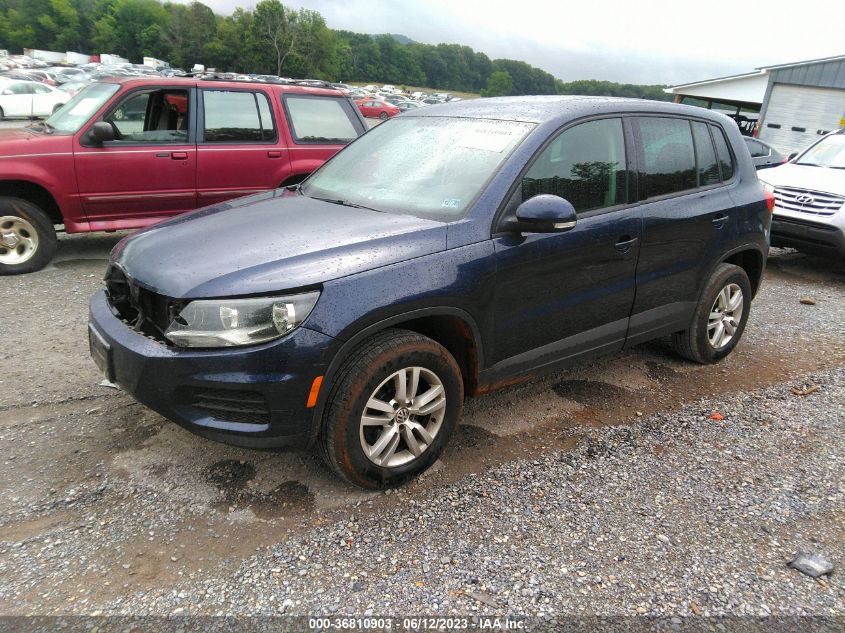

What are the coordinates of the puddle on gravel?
(206, 459, 256, 493)
(451, 424, 497, 449)
(206, 460, 314, 518)
(250, 481, 314, 519)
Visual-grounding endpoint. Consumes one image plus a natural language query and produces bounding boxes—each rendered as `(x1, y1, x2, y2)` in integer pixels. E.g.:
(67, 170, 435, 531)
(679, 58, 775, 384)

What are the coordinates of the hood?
(115, 191, 448, 298)
(0, 128, 72, 157)
(757, 163, 845, 197)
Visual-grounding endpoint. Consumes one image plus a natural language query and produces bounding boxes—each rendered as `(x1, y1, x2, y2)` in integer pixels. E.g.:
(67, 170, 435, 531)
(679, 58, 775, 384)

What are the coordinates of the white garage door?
(759, 84, 845, 155)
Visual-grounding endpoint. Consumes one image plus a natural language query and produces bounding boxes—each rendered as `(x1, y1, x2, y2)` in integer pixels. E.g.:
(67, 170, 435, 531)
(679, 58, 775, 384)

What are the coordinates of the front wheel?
(319, 329, 463, 489)
(672, 263, 752, 363)
(0, 197, 58, 275)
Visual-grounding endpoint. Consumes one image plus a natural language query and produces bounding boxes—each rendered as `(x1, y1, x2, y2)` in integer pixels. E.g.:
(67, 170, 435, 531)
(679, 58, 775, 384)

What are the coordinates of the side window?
(284, 95, 360, 144)
(105, 89, 189, 144)
(7, 83, 32, 95)
(637, 117, 697, 198)
(31, 84, 52, 94)
(691, 121, 720, 186)
(746, 139, 768, 158)
(711, 125, 736, 181)
(522, 118, 627, 212)
(203, 90, 276, 142)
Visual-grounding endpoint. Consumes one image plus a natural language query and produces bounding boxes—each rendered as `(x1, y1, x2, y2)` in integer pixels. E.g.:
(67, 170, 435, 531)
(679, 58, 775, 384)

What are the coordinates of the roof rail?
(192, 73, 336, 89)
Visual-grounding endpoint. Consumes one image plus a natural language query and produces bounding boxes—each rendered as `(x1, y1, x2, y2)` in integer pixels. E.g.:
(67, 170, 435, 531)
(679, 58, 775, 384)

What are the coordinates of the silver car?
(757, 129, 845, 259)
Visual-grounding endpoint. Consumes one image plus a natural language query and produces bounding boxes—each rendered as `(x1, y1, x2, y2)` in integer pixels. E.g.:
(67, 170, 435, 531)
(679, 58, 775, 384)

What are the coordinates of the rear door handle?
(712, 213, 728, 226)
(171, 152, 188, 160)
(614, 235, 638, 253)
(267, 151, 282, 158)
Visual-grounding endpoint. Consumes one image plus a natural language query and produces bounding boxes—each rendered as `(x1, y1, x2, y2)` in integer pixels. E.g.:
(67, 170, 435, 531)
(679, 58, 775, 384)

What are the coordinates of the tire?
(319, 329, 464, 489)
(672, 263, 752, 364)
(0, 197, 58, 275)
(379, 111, 389, 121)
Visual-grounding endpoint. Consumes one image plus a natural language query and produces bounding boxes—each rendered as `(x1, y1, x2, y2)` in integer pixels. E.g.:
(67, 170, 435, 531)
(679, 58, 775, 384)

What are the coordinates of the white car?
(0, 79, 68, 119)
(757, 129, 845, 259)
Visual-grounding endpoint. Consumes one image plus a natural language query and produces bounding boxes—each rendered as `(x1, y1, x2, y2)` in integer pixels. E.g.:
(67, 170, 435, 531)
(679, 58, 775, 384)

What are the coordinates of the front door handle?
(614, 235, 638, 253)
(712, 213, 728, 227)
(171, 152, 188, 160)
(267, 151, 282, 158)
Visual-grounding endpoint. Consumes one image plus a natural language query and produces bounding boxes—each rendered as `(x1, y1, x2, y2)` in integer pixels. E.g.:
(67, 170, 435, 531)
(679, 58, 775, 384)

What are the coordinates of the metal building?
(665, 54, 845, 155)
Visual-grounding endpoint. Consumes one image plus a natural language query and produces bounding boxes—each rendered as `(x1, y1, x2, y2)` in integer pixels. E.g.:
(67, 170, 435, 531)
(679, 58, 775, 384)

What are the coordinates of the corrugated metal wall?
(769, 59, 845, 90)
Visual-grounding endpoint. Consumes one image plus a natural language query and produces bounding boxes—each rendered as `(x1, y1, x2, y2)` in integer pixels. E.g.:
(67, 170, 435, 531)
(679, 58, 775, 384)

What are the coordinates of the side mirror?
(88, 121, 115, 144)
(1, 89, 12, 96)
(509, 194, 577, 233)
(787, 152, 799, 162)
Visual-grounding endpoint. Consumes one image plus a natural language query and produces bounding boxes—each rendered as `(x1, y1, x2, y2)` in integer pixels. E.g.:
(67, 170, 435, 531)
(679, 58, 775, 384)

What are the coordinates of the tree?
(254, 0, 297, 76)
(481, 70, 512, 97)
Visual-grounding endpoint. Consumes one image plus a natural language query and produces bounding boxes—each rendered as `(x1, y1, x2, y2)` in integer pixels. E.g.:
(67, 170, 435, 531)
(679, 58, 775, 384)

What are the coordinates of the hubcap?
(359, 366, 447, 468)
(0, 216, 39, 265)
(708, 283, 744, 349)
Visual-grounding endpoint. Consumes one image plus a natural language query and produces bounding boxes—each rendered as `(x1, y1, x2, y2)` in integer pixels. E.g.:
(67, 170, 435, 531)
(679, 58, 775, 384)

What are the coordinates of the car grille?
(773, 187, 844, 216)
(104, 265, 182, 342)
(190, 388, 270, 425)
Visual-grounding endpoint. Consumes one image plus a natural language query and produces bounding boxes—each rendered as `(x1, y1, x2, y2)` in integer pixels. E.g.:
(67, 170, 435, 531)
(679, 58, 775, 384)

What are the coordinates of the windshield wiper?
(25, 121, 54, 134)
(309, 196, 381, 212)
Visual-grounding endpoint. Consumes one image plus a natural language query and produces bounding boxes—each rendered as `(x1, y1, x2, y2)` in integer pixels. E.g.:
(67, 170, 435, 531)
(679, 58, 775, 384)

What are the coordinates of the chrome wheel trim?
(359, 366, 447, 468)
(0, 215, 39, 265)
(708, 282, 743, 349)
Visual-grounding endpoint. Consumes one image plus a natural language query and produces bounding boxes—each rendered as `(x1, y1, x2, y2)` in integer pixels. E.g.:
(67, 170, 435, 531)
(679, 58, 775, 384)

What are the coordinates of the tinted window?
(711, 125, 735, 181)
(31, 84, 51, 94)
(746, 139, 768, 158)
(638, 117, 697, 198)
(106, 89, 189, 144)
(203, 90, 275, 142)
(7, 83, 32, 95)
(691, 122, 720, 186)
(285, 96, 359, 143)
(522, 118, 627, 212)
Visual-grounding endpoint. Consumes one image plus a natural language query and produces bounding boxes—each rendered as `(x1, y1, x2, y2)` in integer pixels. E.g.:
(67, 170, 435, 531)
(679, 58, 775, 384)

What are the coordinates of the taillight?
(762, 183, 775, 213)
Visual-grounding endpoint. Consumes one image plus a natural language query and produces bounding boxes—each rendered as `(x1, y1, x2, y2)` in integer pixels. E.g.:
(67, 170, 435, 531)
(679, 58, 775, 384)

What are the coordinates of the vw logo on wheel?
(795, 194, 815, 205)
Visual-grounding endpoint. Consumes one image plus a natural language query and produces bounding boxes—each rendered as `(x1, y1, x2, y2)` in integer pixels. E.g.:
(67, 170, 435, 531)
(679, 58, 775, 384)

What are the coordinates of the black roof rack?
(191, 73, 337, 89)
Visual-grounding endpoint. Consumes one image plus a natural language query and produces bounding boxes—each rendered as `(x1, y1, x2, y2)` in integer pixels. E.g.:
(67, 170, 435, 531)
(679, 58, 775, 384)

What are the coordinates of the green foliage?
(0, 0, 671, 101)
(481, 70, 512, 97)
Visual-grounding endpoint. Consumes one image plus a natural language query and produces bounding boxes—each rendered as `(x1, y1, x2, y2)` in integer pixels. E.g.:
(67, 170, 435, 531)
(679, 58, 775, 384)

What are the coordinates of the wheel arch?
(722, 246, 765, 298)
(307, 307, 484, 447)
(0, 180, 63, 225)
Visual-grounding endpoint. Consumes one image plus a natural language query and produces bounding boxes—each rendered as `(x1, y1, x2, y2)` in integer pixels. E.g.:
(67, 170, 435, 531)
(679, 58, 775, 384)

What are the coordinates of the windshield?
(43, 82, 120, 134)
(795, 134, 845, 169)
(301, 116, 535, 220)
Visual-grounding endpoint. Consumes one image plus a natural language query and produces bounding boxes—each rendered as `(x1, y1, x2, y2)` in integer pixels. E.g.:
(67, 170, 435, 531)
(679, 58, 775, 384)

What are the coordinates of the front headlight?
(164, 291, 320, 348)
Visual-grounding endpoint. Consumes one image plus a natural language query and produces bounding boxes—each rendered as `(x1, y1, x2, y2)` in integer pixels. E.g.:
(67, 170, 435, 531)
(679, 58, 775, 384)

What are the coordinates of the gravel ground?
(0, 236, 844, 626)
(94, 367, 845, 618)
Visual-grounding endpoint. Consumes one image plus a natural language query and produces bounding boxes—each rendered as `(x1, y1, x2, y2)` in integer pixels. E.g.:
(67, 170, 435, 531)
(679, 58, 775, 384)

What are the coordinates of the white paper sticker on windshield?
(68, 98, 102, 116)
(456, 121, 530, 153)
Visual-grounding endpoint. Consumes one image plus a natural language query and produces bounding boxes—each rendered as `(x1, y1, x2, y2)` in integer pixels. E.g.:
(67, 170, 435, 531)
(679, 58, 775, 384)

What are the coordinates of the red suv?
(0, 77, 367, 274)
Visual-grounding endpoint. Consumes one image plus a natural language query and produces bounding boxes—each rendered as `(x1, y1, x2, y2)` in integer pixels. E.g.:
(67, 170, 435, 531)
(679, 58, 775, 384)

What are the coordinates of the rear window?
(691, 121, 720, 186)
(638, 117, 697, 198)
(711, 125, 736, 181)
(283, 95, 360, 144)
(202, 90, 276, 143)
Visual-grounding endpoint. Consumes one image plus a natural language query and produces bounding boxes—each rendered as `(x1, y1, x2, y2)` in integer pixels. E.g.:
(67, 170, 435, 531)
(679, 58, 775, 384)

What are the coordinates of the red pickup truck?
(0, 77, 367, 274)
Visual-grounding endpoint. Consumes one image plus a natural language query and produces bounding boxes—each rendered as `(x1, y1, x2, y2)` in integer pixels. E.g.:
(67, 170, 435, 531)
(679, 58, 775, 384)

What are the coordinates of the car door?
(0, 82, 34, 117)
(74, 86, 197, 227)
(489, 117, 641, 372)
(625, 117, 738, 346)
(196, 87, 285, 207)
(30, 82, 60, 116)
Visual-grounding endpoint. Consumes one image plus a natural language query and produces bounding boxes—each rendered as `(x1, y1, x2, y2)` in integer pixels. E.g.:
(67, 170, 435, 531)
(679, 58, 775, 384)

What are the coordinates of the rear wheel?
(0, 197, 57, 275)
(672, 263, 751, 363)
(379, 111, 389, 121)
(319, 329, 463, 489)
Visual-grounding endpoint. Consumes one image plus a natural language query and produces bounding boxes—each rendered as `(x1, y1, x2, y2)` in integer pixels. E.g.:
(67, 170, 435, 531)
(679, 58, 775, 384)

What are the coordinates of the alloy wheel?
(708, 283, 743, 349)
(359, 366, 447, 467)
(0, 216, 39, 265)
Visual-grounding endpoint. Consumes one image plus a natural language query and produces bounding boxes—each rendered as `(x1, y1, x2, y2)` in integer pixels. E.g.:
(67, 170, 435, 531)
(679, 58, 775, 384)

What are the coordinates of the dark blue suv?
(88, 96, 773, 488)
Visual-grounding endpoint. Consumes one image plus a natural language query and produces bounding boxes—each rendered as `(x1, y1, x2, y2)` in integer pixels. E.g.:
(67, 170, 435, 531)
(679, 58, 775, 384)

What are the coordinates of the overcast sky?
(182, 0, 843, 85)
